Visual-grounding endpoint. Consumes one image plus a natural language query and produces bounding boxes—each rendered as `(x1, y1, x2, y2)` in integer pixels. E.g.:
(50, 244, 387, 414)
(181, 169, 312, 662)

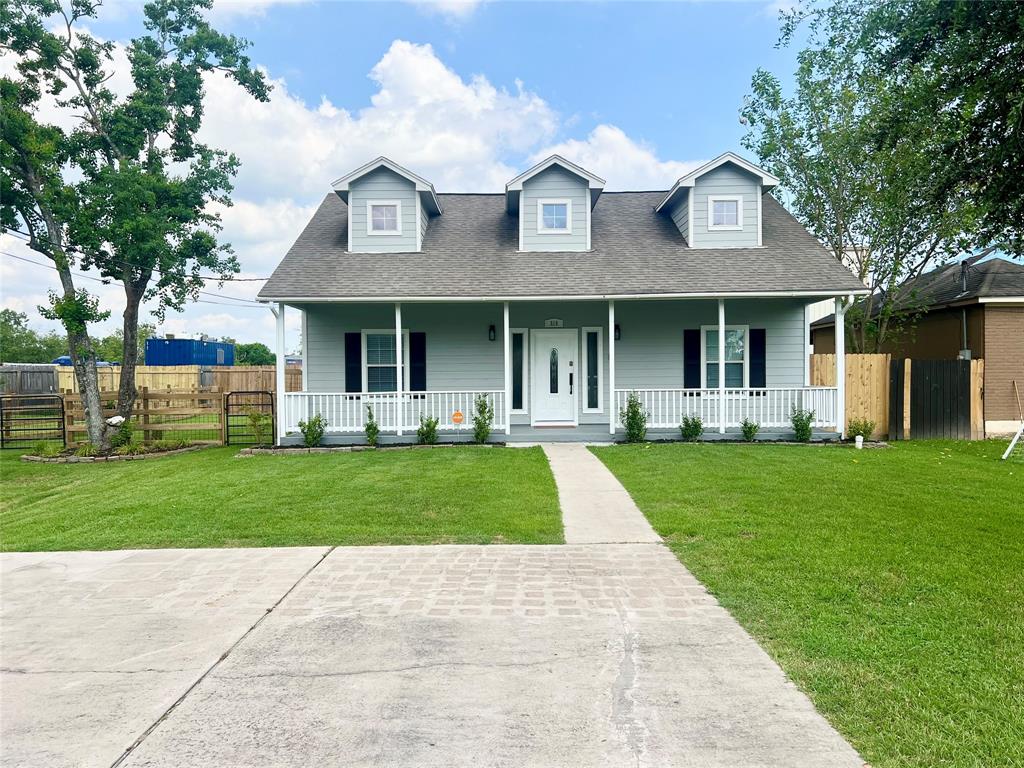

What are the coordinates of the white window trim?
(366, 200, 402, 236)
(510, 328, 528, 414)
(581, 326, 604, 413)
(707, 195, 743, 231)
(536, 198, 573, 235)
(699, 324, 749, 389)
(361, 329, 410, 391)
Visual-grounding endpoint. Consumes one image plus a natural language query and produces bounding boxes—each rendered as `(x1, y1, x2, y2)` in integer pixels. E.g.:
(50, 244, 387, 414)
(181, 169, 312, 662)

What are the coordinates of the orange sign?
(452, 410, 464, 425)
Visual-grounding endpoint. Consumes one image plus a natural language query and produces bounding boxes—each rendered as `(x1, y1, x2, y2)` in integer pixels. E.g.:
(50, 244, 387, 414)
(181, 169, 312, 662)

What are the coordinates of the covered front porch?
(270, 296, 849, 443)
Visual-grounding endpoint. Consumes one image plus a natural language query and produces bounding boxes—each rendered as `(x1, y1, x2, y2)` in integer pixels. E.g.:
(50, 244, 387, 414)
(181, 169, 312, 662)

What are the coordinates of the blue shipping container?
(144, 338, 235, 366)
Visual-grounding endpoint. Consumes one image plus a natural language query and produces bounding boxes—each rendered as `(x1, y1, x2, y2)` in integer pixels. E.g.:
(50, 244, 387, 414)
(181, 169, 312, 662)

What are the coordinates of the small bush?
(620, 392, 648, 443)
(75, 443, 99, 457)
(791, 407, 815, 442)
(298, 413, 326, 447)
(32, 441, 63, 458)
(114, 441, 150, 456)
(109, 419, 134, 448)
(680, 415, 704, 442)
(153, 438, 190, 452)
(364, 405, 379, 447)
(740, 418, 760, 442)
(472, 394, 494, 444)
(246, 408, 272, 446)
(417, 415, 439, 444)
(847, 417, 876, 440)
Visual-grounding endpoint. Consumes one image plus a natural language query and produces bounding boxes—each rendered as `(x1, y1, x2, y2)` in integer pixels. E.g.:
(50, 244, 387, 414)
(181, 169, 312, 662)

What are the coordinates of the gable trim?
(656, 152, 780, 213)
(332, 156, 442, 215)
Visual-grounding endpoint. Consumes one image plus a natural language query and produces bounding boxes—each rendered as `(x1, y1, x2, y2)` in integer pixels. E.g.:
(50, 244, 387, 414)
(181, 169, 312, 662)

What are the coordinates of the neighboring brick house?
(812, 257, 1024, 436)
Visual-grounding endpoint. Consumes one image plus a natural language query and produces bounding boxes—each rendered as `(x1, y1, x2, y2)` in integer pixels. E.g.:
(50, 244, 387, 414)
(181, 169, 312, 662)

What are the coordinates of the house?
(257, 152, 867, 444)
(812, 255, 1024, 436)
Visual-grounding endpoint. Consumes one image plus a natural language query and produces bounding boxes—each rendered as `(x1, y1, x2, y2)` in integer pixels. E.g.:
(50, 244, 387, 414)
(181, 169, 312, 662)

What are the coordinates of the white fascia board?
(505, 154, 606, 193)
(978, 296, 1024, 304)
(331, 156, 441, 214)
(656, 152, 781, 212)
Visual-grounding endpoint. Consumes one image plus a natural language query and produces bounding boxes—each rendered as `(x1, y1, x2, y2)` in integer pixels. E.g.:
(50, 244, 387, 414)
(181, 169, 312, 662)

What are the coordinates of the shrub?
(740, 418, 760, 442)
(246, 407, 272, 446)
(620, 392, 648, 443)
(680, 415, 704, 442)
(791, 407, 815, 442)
(364, 405, 379, 447)
(153, 438, 190, 452)
(75, 443, 99, 457)
(298, 413, 326, 447)
(472, 394, 494, 443)
(109, 419, 134, 448)
(417, 415, 439, 444)
(847, 417, 876, 440)
(32, 441, 63, 458)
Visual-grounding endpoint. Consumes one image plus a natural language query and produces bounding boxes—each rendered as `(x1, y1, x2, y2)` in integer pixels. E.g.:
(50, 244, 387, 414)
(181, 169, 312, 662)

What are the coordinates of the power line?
(0, 228, 270, 282)
(1, 250, 268, 310)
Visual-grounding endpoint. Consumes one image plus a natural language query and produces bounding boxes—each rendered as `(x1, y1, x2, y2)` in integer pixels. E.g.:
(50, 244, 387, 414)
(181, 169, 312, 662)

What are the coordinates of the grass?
(0, 446, 562, 550)
(592, 440, 1023, 768)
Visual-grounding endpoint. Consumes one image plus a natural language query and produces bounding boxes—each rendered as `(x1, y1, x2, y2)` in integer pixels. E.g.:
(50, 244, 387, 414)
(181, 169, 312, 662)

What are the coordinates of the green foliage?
(298, 413, 326, 448)
(74, 443, 99, 457)
(364, 405, 379, 447)
(235, 342, 275, 366)
(472, 394, 494, 444)
(620, 392, 648, 443)
(847, 417, 876, 440)
(109, 419, 135, 448)
(0, 309, 67, 363)
(417, 415, 439, 445)
(790, 407, 815, 443)
(246, 407, 271, 446)
(153, 437, 190, 451)
(31, 441, 62, 458)
(680, 415, 704, 442)
(740, 418, 760, 442)
(39, 289, 110, 337)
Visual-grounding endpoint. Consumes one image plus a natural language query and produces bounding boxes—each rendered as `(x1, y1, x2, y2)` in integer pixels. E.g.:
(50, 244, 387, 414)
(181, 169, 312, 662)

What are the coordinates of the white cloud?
(407, 0, 486, 21)
(204, 0, 311, 22)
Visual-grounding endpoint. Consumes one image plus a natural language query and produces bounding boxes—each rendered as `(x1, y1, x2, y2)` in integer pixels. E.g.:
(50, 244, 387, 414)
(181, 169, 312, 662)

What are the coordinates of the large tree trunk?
(116, 285, 143, 419)
(67, 326, 109, 448)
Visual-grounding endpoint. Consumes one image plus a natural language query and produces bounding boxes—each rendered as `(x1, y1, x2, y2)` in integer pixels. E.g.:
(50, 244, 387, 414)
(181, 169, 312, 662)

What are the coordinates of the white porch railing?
(283, 390, 506, 435)
(613, 387, 838, 430)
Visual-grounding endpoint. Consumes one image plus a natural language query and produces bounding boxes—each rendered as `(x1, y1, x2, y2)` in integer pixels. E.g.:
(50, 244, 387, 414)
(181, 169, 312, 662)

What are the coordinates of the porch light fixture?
(488, 324, 496, 342)
(614, 324, 621, 341)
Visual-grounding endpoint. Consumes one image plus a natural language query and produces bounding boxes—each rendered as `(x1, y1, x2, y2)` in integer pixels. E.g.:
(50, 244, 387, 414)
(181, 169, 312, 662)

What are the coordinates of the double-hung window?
(702, 326, 748, 388)
(707, 196, 742, 230)
(362, 331, 409, 392)
(537, 199, 571, 234)
(367, 201, 401, 235)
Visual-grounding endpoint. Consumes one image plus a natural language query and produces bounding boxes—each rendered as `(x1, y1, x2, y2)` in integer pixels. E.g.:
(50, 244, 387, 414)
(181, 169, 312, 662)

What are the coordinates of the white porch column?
(395, 302, 403, 437)
(502, 301, 511, 434)
(274, 302, 286, 444)
(835, 296, 847, 438)
(718, 298, 726, 434)
(608, 300, 616, 435)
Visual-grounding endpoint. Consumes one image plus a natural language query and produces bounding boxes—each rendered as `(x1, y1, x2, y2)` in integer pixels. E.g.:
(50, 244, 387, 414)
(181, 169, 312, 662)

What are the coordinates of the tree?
(742, 4, 972, 352)
(94, 323, 156, 364)
(0, 309, 66, 363)
(1, 0, 268, 447)
(235, 342, 274, 366)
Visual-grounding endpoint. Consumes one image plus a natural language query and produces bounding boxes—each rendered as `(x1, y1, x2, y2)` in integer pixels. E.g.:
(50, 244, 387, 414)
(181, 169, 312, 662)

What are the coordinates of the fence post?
(221, 392, 229, 445)
(64, 389, 74, 446)
(141, 386, 151, 442)
(903, 359, 912, 439)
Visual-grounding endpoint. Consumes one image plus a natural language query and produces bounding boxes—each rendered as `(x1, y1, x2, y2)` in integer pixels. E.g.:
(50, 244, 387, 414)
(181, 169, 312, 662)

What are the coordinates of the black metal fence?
(225, 390, 275, 446)
(0, 395, 66, 449)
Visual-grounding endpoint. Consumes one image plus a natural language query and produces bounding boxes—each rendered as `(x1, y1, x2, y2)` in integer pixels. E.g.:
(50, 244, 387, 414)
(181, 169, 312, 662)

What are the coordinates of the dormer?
(656, 152, 779, 249)
(505, 155, 605, 252)
(332, 157, 442, 253)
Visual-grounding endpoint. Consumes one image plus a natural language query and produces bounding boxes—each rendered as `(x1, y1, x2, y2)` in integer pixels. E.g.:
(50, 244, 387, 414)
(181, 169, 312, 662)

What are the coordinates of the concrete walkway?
(542, 443, 661, 544)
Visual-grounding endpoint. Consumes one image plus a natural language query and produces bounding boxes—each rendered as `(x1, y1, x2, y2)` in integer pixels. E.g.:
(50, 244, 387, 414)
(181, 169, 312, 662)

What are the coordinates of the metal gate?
(225, 390, 275, 445)
(0, 394, 66, 449)
(890, 359, 972, 440)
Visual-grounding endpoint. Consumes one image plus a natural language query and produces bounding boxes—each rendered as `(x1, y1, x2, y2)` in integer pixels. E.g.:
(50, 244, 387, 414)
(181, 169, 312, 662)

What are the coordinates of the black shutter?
(344, 333, 362, 392)
(683, 329, 701, 388)
(750, 328, 767, 388)
(409, 332, 427, 392)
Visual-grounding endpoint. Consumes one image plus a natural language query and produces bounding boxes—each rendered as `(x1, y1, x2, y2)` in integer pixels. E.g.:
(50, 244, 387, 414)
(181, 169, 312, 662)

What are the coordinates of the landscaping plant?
(31, 441, 62, 458)
(790, 407, 815, 442)
(680, 415, 704, 442)
(847, 417, 876, 440)
(472, 394, 494, 444)
(246, 408, 272, 446)
(298, 414, 326, 448)
(740, 418, 760, 442)
(109, 420, 135, 449)
(417, 416, 439, 445)
(74, 443, 99, 458)
(364, 405, 380, 447)
(620, 392, 648, 443)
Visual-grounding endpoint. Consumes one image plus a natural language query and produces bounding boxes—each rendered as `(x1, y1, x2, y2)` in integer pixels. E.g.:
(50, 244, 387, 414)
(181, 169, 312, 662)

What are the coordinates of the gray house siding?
(668, 191, 690, 242)
(520, 166, 589, 252)
(348, 167, 418, 253)
(691, 164, 760, 249)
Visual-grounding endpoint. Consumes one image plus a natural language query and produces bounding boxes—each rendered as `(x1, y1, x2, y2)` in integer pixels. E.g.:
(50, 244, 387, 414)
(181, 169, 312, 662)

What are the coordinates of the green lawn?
(592, 440, 1023, 768)
(0, 446, 562, 550)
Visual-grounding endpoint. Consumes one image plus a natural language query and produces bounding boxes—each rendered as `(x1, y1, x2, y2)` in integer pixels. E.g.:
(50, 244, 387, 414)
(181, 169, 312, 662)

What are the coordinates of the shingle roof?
(258, 191, 866, 300)
(811, 256, 1024, 328)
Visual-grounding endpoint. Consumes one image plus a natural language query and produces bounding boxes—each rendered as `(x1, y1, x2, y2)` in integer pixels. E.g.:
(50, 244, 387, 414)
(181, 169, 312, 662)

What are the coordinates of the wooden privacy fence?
(64, 388, 225, 446)
(57, 364, 301, 393)
(208, 366, 301, 393)
(809, 353, 985, 439)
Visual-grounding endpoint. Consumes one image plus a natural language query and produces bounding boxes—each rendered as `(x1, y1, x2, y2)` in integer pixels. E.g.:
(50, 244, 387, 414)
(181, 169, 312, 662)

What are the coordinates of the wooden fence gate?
(890, 359, 977, 440)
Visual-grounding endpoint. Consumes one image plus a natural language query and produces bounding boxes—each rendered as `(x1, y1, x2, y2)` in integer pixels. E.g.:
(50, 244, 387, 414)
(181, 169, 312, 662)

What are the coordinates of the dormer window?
(538, 199, 572, 234)
(368, 201, 401, 235)
(708, 196, 742, 231)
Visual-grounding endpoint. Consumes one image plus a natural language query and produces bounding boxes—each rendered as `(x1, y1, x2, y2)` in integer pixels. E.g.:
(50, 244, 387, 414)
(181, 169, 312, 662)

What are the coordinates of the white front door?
(530, 329, 578, 425)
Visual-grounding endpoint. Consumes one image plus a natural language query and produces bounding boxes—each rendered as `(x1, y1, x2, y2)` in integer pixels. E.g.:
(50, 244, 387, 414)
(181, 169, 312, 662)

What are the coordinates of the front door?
(531, 329, 578, 425)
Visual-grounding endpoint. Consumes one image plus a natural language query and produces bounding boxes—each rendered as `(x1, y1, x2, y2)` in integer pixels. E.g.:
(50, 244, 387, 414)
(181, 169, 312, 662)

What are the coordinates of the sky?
(1, 0, 802, 353)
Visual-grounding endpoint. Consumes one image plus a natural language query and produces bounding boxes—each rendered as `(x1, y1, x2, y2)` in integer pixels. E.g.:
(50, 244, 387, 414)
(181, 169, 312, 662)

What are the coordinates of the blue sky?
(2, 0, 802, 348)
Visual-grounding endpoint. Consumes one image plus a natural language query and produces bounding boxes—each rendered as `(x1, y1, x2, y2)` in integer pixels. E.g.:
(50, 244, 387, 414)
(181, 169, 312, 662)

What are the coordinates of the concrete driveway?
(1, 544, 862, 767)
